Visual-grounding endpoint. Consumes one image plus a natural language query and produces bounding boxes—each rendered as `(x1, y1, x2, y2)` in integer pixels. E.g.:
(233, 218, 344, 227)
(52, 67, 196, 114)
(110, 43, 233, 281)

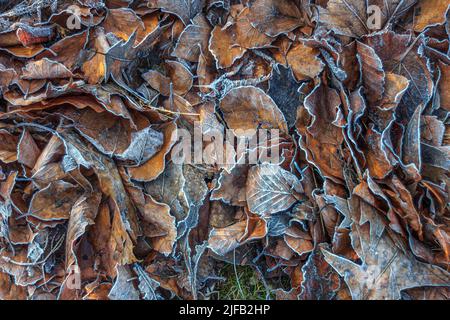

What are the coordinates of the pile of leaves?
(0, 0, 449, 300)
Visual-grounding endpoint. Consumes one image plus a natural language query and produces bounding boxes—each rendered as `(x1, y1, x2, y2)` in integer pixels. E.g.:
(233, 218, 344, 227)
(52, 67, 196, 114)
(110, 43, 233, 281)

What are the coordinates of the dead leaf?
(246, 164, 303, 215)
(17, 129, 41, 168)
(322, 223, 450, 300)
(128, 122, 178, 181)
(414, 0, 450, 32)
(29, 181, 83, 221)
(148, 0, 205, 25)
(0, 130, 18, 163)
(209, 24, 246, 69)
(174, 14, 212, 62)
(247, 0, 304, 37)
(286, 42, 324, 82)
(22, 58, 74, 80)
(219, 86, 289, 135)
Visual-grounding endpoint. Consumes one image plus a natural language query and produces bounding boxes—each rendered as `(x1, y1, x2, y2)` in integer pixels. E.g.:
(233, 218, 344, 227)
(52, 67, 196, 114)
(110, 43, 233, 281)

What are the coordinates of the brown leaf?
(21, 58, 74, 80)
(0, 63, 17, 90)
(356, 41, 385, 105)
(17, 129, 41, 169)
(140, 195, 177, 256)
(233, 6, 273, 49)
(0, 129, 18, 163)
(143, 61, 193, 96)
(286, 42, 324, 82)
(322, 222, 450, 300)
(148, 0, 205, 25)
(65, 193, 102, 269)
(364, 31, 433, 120)
(29, 181, 83, 221)
(0, 271, 27, 300)
(82, 28, 110, 85)
(380, 72, 410, 109)
(36, 31, 88, 70)
(102, 8, 155, 43)
(298, 82, 345, 180)
(58, 108, 163, 164)
(174, 14, 212, 62)
(108, 265, 140, 300)
(208, 212, 267, 255)
(128, 122, 178, 181)
(414, 0, 450, 32)
(298, 246, 349, 300)
(247, 0, 304, 37)
(438, 61, 450, 111)
(211, 165, 249, 206)
(60, 129, 141, 248)
(209, 24, 246, 69)
(317, 0, 370, 38)
(219, 86, 288, 135)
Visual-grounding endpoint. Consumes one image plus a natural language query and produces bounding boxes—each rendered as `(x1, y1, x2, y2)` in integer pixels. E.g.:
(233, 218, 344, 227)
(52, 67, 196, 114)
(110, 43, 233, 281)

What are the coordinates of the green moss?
(216, 264, 273, 300)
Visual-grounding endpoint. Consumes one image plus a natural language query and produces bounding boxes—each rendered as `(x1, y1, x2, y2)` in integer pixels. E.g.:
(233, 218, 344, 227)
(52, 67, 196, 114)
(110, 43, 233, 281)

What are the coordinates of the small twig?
(3, 234, 64, 266)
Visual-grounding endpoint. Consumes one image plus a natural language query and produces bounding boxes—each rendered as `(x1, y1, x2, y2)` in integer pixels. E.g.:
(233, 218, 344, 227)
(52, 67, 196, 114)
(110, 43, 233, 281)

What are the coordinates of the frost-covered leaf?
(322, 223, 450, 300)
(246, 164, 303, 215)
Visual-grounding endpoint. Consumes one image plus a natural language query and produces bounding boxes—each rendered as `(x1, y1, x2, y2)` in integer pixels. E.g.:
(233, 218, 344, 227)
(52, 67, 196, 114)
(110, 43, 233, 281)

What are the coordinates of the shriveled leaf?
(109, 265, 140, 300)
(141, 195, 177, 256)
(29, 181, 83, 221)
(174, 14, 211, 62)
(128, 122, 178, 181)
(148, 0, 205, 25)
(21, 58, 74, 80)
(143, 61, 193, 96)
(322, 223, 450, 300)
(208, 213, 267, 255)
(17, 129, 41, 169)
(0, 130, 18, 163)
(356, 41, 385, 105)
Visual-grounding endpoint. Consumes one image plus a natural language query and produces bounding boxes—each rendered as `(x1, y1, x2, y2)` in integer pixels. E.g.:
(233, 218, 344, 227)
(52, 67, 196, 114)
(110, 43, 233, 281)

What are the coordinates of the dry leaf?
(0, 0, 449, 301)
(246, 164, 303, 215)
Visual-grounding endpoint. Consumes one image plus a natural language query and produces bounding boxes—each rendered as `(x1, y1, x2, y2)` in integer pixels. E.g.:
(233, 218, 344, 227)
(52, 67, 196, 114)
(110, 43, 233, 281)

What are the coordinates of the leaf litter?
(0, 0, 449, 300)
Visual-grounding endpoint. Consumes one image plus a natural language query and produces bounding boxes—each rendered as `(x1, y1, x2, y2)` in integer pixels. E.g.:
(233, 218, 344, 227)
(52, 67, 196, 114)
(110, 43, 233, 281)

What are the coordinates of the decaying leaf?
(219, 86, 289, 135)
(247, 0, 304, 37)
(0, 130, 18, 163)
(17, 129, 40, 168)
(322, 223, 450, 300)
(128, 122, 178, 181)
(246, 164, 303, 215)
(148, 0, 205, 25)
(29, 181, 83, 221)
(286, 42, 324, 82)
(143, 61, 193, 96)
(209, 24, 246, 69)
(208, 212, 267, 255)
(316, 0, 417, 38)
(414, 0, 450, 32)
(174, 14, 212, 62)
(21, 58, 74, 80)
